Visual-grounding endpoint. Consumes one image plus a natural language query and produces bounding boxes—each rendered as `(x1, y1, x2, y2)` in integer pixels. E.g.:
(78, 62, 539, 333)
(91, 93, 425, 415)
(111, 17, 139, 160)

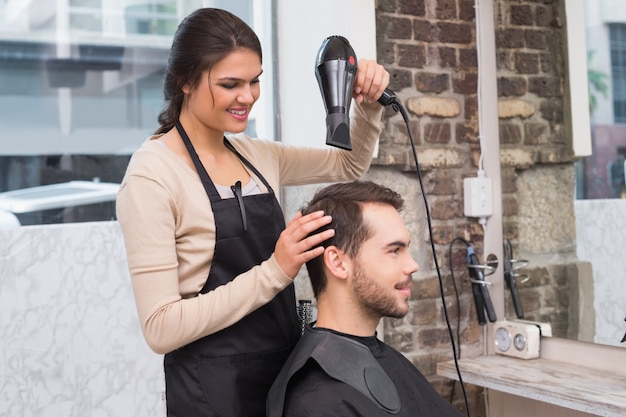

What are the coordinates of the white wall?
(275, 0, 376, 147)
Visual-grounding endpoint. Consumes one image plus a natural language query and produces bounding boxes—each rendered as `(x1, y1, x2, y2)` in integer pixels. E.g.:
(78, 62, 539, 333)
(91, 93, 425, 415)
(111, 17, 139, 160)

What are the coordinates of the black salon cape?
(266, 326, 464, 417)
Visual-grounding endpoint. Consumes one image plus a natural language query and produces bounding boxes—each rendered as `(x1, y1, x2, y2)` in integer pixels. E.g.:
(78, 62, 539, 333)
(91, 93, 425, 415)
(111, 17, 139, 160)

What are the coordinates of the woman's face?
(183, 48, 262, 135)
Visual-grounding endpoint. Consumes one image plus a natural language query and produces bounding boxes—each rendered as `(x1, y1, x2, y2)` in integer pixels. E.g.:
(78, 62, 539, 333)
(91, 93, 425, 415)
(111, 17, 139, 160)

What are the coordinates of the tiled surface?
(0, 221, 164, 416)
(575, 199, 626, 347)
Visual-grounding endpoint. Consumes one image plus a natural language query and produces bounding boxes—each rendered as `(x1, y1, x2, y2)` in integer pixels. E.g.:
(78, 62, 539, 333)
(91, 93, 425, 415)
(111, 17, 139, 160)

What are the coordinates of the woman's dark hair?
(301, 181, 404, 297)
(155, 8, 262, 134)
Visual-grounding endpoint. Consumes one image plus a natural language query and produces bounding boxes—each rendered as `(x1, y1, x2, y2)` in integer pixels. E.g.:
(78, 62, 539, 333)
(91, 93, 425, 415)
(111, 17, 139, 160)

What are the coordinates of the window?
(0, 0, 274, 226)
(609, 24, 626, 123)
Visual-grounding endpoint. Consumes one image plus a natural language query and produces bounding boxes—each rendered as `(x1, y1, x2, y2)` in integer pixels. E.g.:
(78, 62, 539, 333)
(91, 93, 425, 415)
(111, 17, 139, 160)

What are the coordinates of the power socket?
(463, 176, 493, 217)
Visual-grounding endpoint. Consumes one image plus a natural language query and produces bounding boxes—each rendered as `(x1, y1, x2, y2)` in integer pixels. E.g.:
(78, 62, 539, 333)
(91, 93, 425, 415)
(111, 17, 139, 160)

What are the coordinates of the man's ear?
(323, 246, 350, 280)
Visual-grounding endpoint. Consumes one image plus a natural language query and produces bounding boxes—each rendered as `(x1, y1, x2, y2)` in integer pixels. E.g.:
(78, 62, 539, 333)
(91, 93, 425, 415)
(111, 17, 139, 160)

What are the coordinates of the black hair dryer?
(315, 35, 358, 150)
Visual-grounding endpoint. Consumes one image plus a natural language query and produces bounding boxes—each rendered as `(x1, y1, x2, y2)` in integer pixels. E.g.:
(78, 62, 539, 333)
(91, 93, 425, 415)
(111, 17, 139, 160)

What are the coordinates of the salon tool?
(466, 245, 497, 325)
(503, 240, 529, 319)
(315, 36, 397, 150)
(314, 36, 358, 150)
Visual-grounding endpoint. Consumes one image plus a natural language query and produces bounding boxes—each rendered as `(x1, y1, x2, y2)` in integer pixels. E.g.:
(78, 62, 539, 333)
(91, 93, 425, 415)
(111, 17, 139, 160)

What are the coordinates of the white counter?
(0, 221, 164, 416)
(437, 338, 626, 417)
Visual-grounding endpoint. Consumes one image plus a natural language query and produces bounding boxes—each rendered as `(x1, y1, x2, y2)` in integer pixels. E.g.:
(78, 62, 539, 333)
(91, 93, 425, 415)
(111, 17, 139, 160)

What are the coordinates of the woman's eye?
(221, 83, 237, 89)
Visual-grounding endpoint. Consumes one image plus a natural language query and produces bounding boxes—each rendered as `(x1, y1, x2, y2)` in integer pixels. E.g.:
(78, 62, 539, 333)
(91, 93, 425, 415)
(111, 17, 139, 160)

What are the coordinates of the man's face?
(349, 203, 419, 319)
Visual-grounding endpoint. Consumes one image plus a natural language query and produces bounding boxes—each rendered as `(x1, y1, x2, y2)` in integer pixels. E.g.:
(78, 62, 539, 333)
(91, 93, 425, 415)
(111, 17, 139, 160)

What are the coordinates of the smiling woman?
(0, 0, 273, 226)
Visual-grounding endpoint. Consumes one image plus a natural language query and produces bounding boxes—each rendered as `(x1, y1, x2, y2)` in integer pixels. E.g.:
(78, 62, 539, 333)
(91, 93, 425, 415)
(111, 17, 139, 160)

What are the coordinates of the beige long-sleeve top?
(116, 102, 382, 354)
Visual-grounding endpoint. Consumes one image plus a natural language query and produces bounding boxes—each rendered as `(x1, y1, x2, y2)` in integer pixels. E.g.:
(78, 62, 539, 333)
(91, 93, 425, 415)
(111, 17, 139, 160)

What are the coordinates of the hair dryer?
(315, 36, 358, 150)
(315, 36, 398, 150)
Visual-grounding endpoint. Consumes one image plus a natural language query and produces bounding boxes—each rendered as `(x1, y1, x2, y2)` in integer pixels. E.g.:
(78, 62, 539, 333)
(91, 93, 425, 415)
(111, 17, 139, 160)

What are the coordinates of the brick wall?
(371, 0, 580, 416)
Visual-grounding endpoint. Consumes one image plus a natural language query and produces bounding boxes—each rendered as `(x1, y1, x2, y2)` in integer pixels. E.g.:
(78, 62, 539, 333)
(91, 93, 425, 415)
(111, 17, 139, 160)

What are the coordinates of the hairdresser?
(116, 7, 390, 417)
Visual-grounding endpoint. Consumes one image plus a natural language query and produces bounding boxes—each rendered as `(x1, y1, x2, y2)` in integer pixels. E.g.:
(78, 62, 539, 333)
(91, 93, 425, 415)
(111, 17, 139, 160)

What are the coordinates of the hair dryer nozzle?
(315, 36, 357, 149)
(325, 113, 351, 150)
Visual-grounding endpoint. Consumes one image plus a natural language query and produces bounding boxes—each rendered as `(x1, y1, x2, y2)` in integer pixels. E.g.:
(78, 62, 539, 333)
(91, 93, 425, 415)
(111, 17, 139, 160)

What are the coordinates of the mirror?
(0, 0, 274, 227)
(496, 0, 626, 348)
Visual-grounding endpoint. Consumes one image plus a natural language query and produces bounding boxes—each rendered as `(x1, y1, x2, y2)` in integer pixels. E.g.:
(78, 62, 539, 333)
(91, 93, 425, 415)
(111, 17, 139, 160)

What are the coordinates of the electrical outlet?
(464, 176, 493, 217)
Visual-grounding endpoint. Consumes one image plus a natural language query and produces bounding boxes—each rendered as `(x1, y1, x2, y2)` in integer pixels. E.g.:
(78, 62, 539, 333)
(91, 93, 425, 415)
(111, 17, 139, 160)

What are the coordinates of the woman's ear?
(323, 246, 349, 280)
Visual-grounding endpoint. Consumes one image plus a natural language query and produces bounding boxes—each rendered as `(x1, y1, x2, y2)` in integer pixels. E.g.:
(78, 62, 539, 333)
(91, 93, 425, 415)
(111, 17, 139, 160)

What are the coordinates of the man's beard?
(352, 263, 409, 320)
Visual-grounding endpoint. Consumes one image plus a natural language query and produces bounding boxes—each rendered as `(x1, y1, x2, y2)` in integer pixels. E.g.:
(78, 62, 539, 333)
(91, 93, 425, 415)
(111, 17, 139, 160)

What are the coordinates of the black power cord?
(382, 92, 471, 417)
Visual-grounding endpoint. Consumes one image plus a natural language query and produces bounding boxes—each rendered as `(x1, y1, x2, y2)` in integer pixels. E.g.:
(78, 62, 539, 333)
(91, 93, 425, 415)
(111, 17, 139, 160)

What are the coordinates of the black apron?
(164, 121, 300, 416)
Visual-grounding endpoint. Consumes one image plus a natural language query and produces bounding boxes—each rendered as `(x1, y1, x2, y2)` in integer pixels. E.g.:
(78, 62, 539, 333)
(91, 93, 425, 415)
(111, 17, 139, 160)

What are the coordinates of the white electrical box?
(463, 176, 493, 217)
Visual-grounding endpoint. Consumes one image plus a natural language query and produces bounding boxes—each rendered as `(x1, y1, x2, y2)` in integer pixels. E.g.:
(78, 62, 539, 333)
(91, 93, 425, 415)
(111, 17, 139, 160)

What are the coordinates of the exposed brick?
(502, 222, 518, 241)
(430, 198, 464, 220)
(443, 296, 473, 322)
(415, 72, 450, 93)
(525, 29, 548, 50)
(374, 146, 412, 168)
(437, 22, 473, 44)
(419, 327, 453, 348)
(496, 50, 515, 71)
(439, 46, 457, 68)
(464, 96, 478, 121)
(511, 5, 533, 26)
(411, 351, 456, 377)
(499, 122, 522, 144)
(452, 72, 478, 94)
(399, 0, 426, 16)
(377, 15, 413, 40)
(459, 0, 476, 21)
(388, 68, 413, 91)
(424, 170, 458, 195)
(411, 275, 449, 299)
(519, 264, 551, 289)
(496, 28, 525, 49)
(390, 118, 420, 145)
(414, 19, 434, 42)
(498, 99, 535, 118)
(426, 45, 440, 66)
(436, 0, 457, 20)
(524, 122, 549, 145)
(456, 121, 478, 144)
(408, 299, 437, 325)
(500, 148, 535, 169)
(515, 52, 540, 74)
(377, 0, 396, 13)
(398, 43, 426, 68)
(501, 195, 519, 216)
(528, 76, 562, 97)
(424, 122, 452, 144)
(414, 147, 466, 172)
(376, 40, 395, 66)
(535, 5, 554, 27)
(407, 96, 461, 117)
(459, 48, 477, 68)
(539, 98, 564, 123)
(500, 167, 518, 193)
(519, 288, 543, 311)
(497, 77, 527, 96)
(385, 327, 414, 352)
(539, 52, 555, 74)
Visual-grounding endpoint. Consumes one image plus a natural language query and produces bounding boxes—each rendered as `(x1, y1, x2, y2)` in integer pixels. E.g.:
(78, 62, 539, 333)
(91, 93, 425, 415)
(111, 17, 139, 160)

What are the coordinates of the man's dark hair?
(301, 181, 404, 297)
